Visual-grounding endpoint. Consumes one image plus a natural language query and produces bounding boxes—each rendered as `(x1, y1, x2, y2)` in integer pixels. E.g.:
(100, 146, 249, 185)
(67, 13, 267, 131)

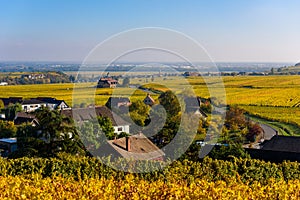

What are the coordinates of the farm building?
(97, 78, 118, 88)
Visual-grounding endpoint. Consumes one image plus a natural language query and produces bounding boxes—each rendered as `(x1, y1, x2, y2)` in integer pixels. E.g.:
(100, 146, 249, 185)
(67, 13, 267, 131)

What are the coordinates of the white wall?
(113, 125, 130, 135)
(22, 104, 46, 112)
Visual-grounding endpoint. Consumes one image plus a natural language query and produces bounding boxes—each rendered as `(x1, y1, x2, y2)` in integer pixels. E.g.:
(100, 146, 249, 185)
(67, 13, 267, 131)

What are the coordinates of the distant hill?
(274, 63, 300, 75)
(0, 71, 71, 85)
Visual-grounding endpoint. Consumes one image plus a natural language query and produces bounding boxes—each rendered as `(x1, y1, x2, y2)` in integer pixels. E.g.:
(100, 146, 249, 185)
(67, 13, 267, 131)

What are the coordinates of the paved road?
(259, 123, 277, 140)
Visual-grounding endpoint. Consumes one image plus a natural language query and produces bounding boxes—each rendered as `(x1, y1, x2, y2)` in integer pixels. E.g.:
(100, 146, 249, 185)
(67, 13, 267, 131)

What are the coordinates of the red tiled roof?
(108, 133, 165, 160)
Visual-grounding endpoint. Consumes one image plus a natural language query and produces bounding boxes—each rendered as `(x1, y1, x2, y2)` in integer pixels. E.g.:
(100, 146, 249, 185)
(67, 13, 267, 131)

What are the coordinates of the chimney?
(126, 136, 131, 152)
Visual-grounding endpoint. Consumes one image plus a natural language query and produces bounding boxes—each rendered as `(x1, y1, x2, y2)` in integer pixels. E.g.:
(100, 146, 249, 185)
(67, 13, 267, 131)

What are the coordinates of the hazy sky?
(1, 0, 300, 62)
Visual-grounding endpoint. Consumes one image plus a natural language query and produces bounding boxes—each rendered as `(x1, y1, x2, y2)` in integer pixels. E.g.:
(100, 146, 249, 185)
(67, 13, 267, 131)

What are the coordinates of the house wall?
(245, 148, 300, 163)
(113, 125, 130, 134)
(22, 104, 46, 112)
(46, 103, 56, 110)
(46, 102, 69, 110)
(58, 102, 69, 110)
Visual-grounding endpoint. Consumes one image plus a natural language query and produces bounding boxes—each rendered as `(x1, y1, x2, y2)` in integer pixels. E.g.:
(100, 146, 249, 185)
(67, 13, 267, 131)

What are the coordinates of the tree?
(225, 106, 247, 131)
(247, 123, 264, 142)
(129, 100, 150, 127)
(148, 91, 182, 147)
(270, 68, 275, 75)
(0, 100, 4, 110)
(35, 108, 85, 156)
(69, 75, 75, 83)
(4, 103, 22, 121)
(0, 120, 17, 138)
(122, 77, 130, 87)
(209, 143, 250, 160)
(158, 90, 181, 118)
(78, 119, 106, 153)
(97, 116, 115, 140)
(12, 123, 42, 158)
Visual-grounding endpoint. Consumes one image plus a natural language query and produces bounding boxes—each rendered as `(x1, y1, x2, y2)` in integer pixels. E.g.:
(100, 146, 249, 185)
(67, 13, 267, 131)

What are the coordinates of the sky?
(0, 0, 300, 63)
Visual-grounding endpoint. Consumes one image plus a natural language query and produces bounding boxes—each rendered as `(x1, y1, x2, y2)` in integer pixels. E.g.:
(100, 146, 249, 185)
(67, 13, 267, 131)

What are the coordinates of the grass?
(246, 114, 300, 136)
(240, 105, 300, 126)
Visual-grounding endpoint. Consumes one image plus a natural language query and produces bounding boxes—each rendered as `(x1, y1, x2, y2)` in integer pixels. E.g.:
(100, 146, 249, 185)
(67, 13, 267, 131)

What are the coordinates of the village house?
(21, 73, 45, 80)
(105, 97, 131, 109)
(183, 71, 200, 77)
(62, 106, 130, 135)
(0, 97, 70, 113)
(0, 82, 8, 86)
(143, 94, 155, 106)
(97, 77, 118, 88)
(246, 135, 300, 162)
(14, 112, 39, 126)
(36, 97, 70, 110)
(100, 133, 165, 161)
(21, 99, 47, 112)
(184, 96, 208, 119)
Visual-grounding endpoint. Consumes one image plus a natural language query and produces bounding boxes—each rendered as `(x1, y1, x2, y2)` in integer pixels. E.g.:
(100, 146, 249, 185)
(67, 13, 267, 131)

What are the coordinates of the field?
(1, 75, 300, 130)
(0, 82, 151, 106)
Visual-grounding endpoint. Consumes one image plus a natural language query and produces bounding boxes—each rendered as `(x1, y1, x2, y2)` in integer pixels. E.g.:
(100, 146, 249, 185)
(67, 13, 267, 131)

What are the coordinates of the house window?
(118, 127, 123, 132)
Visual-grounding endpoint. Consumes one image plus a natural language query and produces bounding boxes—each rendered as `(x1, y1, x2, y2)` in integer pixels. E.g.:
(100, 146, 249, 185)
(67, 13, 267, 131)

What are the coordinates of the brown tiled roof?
(107, 133, 165, 160)
(14, 112, 38, 125)
(61, 106, 129, 126)
(261, 136, 300, 153)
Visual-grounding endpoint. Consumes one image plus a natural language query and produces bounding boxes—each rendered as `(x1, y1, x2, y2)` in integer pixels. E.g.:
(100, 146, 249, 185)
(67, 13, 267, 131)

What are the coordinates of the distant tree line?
(0, 71, 72, 85)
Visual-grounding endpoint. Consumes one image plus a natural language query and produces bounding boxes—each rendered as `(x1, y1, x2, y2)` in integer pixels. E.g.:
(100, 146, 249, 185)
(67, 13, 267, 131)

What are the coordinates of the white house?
(36, 97, 70, 110)
(21, 99, 47, 112)
(0, 82, 8, 86)
(61, 106, 130, 135)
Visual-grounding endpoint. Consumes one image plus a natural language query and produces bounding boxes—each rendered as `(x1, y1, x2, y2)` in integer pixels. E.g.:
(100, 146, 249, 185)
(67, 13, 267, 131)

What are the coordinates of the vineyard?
(1, 175, 300, 199)
(1, 75, 300, 132)
(0, 155, 300, 199)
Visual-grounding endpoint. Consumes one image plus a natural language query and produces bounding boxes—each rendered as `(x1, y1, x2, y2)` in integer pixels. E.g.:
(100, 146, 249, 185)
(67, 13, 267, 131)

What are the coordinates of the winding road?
(259, 123, 277, 140)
